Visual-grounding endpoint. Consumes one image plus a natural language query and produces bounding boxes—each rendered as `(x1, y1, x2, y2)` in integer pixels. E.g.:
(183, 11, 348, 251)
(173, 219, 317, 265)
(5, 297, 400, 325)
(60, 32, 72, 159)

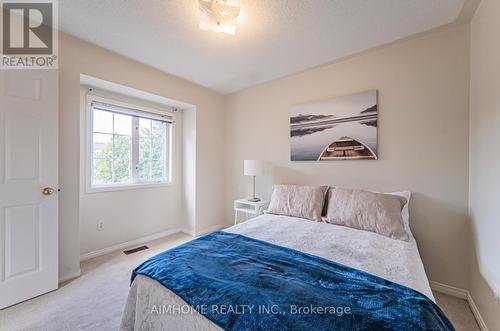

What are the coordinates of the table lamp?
(244, 160, 263, 202)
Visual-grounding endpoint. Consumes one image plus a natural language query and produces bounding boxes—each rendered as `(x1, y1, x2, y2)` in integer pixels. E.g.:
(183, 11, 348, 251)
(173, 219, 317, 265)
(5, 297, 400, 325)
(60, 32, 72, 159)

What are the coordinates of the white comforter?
(120, 214, 433, 331)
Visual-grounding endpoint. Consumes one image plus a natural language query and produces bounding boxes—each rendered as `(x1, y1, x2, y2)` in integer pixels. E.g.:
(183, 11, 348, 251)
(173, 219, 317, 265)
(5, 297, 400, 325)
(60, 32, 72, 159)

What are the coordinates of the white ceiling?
(59, 0, 465, 94)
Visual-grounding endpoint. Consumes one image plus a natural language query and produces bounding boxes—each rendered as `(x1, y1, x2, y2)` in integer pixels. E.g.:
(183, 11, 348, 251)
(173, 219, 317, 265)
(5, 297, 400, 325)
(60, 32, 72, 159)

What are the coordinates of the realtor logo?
(1, 0, 58, 68)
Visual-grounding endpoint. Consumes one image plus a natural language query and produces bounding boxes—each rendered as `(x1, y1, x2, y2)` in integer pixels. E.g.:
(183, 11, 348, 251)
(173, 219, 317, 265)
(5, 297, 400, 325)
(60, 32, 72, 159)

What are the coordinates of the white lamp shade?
(244, 160, 263, 176)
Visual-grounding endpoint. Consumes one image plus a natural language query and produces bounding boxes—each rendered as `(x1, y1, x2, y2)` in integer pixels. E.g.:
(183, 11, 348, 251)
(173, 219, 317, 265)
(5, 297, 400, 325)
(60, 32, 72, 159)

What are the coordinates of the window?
(88, 96, 173, 191)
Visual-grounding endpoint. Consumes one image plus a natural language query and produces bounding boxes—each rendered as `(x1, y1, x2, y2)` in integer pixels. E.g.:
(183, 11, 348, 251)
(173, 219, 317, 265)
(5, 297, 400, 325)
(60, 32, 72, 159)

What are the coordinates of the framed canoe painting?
(290, 90, 378, 161)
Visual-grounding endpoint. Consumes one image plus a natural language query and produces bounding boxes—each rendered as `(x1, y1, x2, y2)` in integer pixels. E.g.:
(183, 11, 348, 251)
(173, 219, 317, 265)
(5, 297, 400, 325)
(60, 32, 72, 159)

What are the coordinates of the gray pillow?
(325, 187, 409, 241)
(267, 185, 328, 221)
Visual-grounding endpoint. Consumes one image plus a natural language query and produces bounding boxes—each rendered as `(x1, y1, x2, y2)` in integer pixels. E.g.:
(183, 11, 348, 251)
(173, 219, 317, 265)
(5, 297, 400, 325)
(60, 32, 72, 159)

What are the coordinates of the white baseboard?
(467, 292, 490, 331)
(180, 227, 195, 237)
(79, 224, 226, 261)
(430, 281, 489, 331)
(58, 269, 81, 284)
(80, 228, 184, 261)
(430, 280, 468, 299)
(194, 224, 226, 237)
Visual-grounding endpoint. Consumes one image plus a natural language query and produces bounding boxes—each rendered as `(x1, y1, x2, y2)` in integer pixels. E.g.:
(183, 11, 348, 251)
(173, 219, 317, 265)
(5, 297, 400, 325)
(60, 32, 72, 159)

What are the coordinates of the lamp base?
(248, 197, 261, 202)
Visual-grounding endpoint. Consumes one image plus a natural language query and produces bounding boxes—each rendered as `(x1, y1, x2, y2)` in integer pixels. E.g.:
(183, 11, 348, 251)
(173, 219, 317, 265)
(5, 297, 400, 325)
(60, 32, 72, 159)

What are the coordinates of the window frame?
(85, 94, 174, 193)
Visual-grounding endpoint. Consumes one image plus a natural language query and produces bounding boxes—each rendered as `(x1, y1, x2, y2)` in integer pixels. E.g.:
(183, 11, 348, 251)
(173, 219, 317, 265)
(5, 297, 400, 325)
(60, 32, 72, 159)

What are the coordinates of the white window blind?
(91, 100, 173, 123)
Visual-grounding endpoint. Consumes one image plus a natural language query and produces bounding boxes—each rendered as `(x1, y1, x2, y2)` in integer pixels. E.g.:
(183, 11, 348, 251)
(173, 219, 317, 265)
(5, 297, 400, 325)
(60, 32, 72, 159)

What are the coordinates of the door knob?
(42, 187, 55, 195)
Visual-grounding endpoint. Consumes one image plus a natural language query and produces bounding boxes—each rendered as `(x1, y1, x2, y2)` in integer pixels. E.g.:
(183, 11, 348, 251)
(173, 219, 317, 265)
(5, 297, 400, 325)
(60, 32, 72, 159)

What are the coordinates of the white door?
(0, 69, 58, 309)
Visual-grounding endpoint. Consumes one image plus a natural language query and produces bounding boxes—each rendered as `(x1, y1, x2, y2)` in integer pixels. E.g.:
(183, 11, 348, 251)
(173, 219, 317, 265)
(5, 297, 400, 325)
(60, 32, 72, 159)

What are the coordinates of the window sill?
(85, 181, 174, 194)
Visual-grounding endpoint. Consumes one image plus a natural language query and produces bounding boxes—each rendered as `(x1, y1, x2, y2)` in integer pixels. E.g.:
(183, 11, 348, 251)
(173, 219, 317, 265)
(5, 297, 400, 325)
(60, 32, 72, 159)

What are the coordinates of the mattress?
(120, 214, 433, 331)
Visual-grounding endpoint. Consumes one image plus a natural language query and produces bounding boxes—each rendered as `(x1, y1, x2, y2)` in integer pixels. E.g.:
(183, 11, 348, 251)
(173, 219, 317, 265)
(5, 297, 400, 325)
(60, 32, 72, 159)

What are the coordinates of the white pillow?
(388, 191, 412, 238)
(321, 189, 413, 238)
(324, 187, 409, 241)
(267, 185, 328, 221)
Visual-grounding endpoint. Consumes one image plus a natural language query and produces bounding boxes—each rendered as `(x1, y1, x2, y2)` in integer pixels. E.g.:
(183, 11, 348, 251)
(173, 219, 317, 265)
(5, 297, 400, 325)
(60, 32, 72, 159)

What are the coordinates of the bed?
(120, 213, 442, 330)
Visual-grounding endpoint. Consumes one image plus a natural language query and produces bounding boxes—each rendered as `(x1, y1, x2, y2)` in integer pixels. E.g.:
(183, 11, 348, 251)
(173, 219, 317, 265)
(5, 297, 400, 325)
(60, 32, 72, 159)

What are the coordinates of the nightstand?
(234, 198, 270, 225)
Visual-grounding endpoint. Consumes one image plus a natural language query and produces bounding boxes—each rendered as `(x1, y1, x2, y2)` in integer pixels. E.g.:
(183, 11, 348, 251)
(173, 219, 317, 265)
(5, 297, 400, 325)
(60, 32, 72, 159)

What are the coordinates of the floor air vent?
(123, 245, 149, 255)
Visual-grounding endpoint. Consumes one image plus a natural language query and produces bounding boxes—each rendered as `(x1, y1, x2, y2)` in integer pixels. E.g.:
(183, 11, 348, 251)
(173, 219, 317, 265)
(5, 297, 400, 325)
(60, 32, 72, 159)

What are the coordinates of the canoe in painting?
(318, 136, 377, 160)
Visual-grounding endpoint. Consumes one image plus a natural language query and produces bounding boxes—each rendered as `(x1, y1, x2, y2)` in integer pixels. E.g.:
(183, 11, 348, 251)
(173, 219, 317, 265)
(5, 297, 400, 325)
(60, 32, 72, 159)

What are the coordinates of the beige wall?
(469, 0, 500, 328)
(59, 33, 226, 280)
(225, 25, 471, 289)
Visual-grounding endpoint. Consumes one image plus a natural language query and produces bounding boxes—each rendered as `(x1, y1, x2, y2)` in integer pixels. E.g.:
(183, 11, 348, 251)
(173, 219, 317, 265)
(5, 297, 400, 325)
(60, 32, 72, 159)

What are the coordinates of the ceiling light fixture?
(198, 0, 240, 35)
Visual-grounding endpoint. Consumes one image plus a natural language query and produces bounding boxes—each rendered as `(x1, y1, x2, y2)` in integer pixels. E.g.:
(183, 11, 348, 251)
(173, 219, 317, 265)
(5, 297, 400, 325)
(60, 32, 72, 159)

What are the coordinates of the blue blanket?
(132, 231, 454, 331)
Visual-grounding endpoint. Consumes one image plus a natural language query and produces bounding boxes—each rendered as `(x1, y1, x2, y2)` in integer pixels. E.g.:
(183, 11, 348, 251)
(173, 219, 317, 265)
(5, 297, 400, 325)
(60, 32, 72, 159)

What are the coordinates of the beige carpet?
(434, 292, 481, 331)
(0, 233, 191, 331)
(0, 233, 480, 331)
